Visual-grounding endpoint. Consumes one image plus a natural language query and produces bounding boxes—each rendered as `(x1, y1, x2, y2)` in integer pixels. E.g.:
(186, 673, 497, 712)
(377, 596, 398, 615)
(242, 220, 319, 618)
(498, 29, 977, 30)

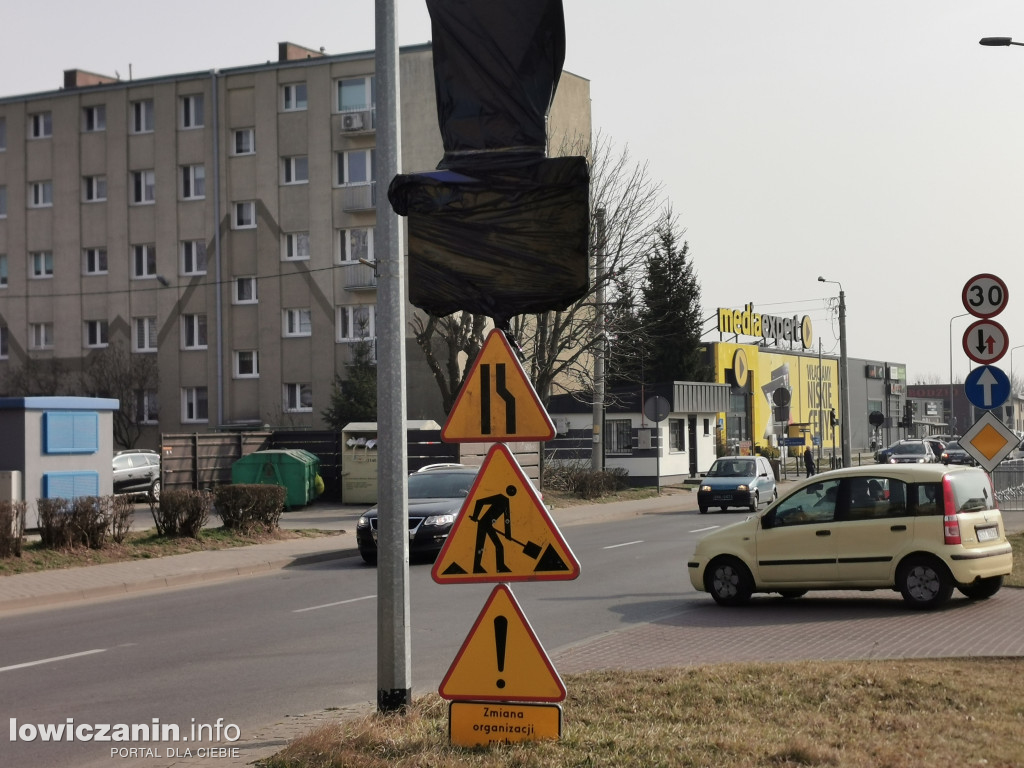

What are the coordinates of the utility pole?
(375, 0, 411, 713)
(591, 207, 606, 471)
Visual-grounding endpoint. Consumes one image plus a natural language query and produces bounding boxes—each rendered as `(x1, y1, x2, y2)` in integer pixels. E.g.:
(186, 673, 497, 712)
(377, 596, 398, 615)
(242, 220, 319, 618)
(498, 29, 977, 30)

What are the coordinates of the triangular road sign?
(431, 444, 581, 584)
(438, 584, 566, 702)
(442, 329, 555, 442)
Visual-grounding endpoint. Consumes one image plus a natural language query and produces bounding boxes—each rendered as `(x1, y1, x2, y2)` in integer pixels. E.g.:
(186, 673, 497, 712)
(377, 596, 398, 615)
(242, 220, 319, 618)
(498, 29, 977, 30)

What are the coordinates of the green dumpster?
(231, 449, 320, 509)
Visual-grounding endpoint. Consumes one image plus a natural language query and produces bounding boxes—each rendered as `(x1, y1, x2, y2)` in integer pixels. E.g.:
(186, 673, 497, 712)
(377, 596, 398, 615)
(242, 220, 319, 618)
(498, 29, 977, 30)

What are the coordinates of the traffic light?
(829, 408, 838, 427)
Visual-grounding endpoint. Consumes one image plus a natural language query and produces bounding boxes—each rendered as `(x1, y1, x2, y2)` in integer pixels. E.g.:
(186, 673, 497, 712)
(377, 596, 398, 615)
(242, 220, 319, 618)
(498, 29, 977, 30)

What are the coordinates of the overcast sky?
(4, 1, 1024, 384)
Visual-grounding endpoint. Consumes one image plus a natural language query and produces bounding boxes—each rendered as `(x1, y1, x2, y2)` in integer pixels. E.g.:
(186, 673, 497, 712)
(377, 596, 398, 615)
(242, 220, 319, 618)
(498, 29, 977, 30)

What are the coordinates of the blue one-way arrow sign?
(964, 365, 1011, 410)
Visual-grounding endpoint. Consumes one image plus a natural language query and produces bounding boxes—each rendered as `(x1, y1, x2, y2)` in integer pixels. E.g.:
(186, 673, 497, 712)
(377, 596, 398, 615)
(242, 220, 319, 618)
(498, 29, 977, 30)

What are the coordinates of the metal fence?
(993, 459, 1024, 511)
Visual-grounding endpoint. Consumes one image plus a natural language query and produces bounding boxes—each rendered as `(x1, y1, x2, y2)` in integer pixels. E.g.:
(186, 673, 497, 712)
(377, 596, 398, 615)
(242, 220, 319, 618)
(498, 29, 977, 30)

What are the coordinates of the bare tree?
(79, 341, 158, 449)
(410, 311, 489, 414)
(3, 358, 70, 396)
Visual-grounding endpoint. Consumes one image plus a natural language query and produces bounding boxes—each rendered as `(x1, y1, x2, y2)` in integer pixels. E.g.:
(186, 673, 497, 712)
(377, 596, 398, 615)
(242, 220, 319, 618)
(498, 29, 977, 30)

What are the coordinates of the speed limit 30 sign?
(962, 273, 1009, 318)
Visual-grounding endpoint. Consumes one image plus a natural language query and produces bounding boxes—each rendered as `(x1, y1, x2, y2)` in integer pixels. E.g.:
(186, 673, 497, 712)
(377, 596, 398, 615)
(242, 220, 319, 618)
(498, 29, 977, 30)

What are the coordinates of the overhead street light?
(980, 37, 1024, 46)
(818, 276, 851, 468)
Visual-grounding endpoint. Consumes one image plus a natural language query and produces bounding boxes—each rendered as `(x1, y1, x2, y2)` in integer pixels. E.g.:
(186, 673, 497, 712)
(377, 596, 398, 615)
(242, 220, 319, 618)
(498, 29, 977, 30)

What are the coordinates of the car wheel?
(958, 576, 1003, 601)
(149, 480, 161, 503)
(896, 555, 953, 609)
(359, 550, 377, 565)
(749, 491, 759, 512)
(698, 504, 708, 514)
(704, 556, 753, 606)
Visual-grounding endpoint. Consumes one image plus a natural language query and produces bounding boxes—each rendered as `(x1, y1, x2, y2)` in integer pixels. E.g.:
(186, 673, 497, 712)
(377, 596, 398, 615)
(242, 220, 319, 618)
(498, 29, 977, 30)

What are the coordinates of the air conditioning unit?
(342, 112, 365, 131)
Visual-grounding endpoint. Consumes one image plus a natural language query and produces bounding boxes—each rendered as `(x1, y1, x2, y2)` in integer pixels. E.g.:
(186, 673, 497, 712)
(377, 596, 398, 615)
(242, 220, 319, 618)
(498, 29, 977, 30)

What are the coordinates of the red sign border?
(961, 273, 1009, 319)
(962, 318, 1009, 365)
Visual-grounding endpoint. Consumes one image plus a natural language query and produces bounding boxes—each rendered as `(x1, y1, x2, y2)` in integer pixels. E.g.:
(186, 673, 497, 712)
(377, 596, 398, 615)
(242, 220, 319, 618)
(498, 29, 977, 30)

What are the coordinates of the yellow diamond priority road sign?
(442, 329, 555, 443)
(431, 444, 580, 584)
(961, 411, 1020, 472)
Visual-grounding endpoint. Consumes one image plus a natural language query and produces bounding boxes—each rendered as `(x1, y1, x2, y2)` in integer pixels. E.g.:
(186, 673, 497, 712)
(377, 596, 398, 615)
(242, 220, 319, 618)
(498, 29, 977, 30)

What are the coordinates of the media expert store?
(710, 303, 908, 457)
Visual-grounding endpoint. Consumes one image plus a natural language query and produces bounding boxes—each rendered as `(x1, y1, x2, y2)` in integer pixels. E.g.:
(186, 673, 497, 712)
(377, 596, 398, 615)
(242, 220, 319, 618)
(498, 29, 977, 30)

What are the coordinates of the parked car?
(356, 465, 479, 564)
(940, 440, 976, 466)
(874, 440, 903, 463)
(697, 455, 778, 514)
(885, 440, 938, 464)
(688, 464, 1012, 609)
(112, 449, 162, 501)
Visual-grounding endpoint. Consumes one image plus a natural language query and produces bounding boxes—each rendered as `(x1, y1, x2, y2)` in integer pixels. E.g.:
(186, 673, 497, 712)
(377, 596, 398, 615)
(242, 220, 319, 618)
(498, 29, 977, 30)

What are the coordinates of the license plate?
(713, 494, 732, 501)
(977, 525, 999, 542)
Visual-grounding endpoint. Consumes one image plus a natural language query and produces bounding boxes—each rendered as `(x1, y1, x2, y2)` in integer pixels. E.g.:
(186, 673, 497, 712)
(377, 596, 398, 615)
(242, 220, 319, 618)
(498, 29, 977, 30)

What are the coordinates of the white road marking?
(603, 540, 643, 550)
(0, 648, 106, 673)
(691, 526, 720, 533)
(293, 594, 376, 613)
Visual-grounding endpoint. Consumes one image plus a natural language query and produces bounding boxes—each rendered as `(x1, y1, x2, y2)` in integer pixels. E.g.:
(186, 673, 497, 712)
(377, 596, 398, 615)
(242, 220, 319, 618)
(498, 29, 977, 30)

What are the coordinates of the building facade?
(0, 43, 592, 448)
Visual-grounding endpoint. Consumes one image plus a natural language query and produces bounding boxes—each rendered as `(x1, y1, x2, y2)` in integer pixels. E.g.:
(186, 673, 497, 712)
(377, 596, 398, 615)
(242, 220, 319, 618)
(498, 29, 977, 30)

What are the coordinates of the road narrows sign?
(442, 329, 555, 443)
(438, 584, 567, 702)
(432, 444, 581, 584)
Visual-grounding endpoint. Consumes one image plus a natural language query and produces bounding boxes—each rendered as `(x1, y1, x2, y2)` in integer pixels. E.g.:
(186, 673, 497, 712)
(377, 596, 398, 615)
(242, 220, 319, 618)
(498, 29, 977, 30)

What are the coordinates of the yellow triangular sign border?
(442, 329, 555, 443)
(438, 584, 566, 702)
(431, 444, 581, 584)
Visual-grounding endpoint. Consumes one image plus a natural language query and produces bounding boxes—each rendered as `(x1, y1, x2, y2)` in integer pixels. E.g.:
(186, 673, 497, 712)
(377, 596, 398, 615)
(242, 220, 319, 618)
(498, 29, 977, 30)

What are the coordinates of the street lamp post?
(949, 312, 970, 436)
(818, 277, 851, 467)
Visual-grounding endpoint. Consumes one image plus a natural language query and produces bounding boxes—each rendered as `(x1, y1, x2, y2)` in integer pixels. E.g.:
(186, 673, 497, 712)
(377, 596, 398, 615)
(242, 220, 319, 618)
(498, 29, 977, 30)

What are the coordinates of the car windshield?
(407, 471, 476, 499)
(708, 460, 755, 477)
(898, 443, 925, 455)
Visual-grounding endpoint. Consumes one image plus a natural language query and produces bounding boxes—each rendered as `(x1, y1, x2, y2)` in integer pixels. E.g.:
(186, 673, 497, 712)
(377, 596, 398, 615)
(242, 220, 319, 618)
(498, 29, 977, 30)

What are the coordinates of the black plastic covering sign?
(387, 0, 590, 327)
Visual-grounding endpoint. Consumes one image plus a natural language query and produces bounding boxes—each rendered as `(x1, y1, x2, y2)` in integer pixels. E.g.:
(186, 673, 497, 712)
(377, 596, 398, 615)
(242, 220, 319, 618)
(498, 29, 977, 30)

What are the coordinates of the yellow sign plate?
(961, 410, 1020, 472)
(439, 584, 566, 702)
(442, 329, 555, 443)
(431, 444, 581, 584)
(449, 701, 562, 747)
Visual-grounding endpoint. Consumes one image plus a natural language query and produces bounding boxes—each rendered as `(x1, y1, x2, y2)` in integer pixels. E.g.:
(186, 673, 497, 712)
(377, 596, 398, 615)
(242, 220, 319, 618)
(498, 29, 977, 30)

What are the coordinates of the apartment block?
(0, 43, 592, 447)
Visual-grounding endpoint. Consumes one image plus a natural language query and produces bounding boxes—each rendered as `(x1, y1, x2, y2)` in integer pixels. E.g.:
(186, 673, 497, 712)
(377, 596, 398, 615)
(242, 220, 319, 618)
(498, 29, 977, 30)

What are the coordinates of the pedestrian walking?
(804, 447, 816, 477)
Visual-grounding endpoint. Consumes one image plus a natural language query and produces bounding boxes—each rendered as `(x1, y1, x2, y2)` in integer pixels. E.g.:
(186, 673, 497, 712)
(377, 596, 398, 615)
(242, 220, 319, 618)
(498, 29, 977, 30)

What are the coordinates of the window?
(282, 83, 307, 111)
(132, 244, 157, 278)
(232, 128, 255, 155)
(182, 314, 208, 349)
(0, 254, 7, 287)
(82, 105, 106, 132)
(30, 250, 54, 279)
(30, 322, 54, 350)
(337, 149, 375, 184)
(83, 175, 107, 202)
(772, 480, 839, 526)
(336, 304, 375, 341)
(0, 185, 6, 217)
(181, 240, 207, 275)
(234, 350, 259, 378)
(131, 99, 154, 133)
(180, 94, 204, 128)
(84, 320, 109, 348)
(29, 181, 53, 207)
(284, 383, 313, 412)
(283, 232, 311, 261)
(182, 387, 208, 423)
(131, 170, 155, 204)
(283, 308, 312, 337)
(338, 227, 373, 263)
(282, 155, 309, 184)
(338, 75, 375, 112)
(30, 111, 52, 138)
(83, 248, 108, 275)
(233, 201, 255, 229)
(181, 165, 205, 199)
(605, 419, 633, 455)
(234, 276, 257, 304)
(0, 326, 7, 359)
(133, 316, 157, 352)
(135, 389, 158, 424)
(669, 419, 686, 452)
(703, 418, 710, 436)
(0, 116, 5, 150)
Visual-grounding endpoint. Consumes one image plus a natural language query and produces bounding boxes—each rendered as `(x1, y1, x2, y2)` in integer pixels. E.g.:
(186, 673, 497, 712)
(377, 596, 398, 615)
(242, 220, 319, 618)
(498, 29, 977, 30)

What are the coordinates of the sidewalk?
(0, 490, 694, 615)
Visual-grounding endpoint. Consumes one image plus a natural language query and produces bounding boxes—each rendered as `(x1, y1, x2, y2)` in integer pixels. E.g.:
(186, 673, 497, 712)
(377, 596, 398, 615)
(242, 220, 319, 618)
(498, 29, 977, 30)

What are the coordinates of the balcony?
(341, 261, 377, 290)
(341, 182, 376, 212)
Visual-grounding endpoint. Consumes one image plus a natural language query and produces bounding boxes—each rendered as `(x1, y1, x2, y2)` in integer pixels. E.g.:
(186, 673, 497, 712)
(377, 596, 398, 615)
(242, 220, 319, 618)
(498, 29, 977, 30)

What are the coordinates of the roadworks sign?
(438, 584, 566, 702)
(431, 444, 580, 584)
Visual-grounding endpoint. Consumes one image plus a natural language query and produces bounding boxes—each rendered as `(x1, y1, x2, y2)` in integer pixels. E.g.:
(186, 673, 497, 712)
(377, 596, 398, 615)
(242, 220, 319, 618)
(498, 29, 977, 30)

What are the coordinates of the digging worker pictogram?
(470, 485, 517, 574)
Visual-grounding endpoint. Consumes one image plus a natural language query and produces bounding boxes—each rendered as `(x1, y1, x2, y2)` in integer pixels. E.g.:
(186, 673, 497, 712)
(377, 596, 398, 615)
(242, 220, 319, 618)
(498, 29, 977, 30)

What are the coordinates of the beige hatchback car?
(688, 464, 1012, 609)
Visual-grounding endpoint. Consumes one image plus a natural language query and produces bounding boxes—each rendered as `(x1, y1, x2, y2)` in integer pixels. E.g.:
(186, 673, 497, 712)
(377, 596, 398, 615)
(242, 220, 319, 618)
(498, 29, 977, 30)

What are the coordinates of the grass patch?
(543, 486, 662, 509)
(0, 528, 338, 576)
(258, 659, 1024, 768)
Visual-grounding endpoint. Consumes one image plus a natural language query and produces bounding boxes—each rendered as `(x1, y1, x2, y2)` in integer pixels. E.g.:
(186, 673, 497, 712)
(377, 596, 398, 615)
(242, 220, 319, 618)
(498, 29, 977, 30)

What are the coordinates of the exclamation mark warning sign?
(438, 585, 565, 702)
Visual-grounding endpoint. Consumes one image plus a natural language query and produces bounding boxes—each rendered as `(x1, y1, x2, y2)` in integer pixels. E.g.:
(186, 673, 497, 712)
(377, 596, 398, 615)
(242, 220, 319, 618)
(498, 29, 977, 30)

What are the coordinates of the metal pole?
(591, 207, 606, 472)
(375, 0, 411, 713)
(838, 288, 851, 467)
(817, 339, 823, 469)
(949, 312, 969, 436)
